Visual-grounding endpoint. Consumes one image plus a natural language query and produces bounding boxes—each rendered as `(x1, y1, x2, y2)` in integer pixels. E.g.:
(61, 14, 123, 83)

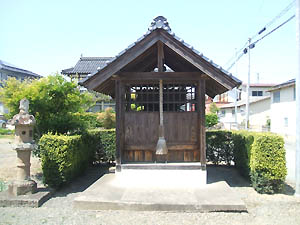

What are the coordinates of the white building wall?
(219, 98, 270, 130)
(270, 86, 296, 137)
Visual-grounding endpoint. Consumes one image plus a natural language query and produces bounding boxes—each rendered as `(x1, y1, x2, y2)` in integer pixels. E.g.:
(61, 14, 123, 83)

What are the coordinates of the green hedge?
(249, 133, 286, 194)
(39, 129, 116, 188)
(206, 131, 233, 165)
(206, 130, 287, 194)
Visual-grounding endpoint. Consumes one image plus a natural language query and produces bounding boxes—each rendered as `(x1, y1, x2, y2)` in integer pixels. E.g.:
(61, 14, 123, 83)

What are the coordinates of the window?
(252, 91, 263, 96)
(124, 83, 197, 112)
(284, 117, 288, 127)
(220, 110, 225, 117)
(273, 91, 280, 103)
(232, 109, 235, 115)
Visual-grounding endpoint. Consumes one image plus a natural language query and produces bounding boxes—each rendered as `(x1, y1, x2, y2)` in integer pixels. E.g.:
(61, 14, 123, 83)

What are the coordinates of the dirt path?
(0, 138, 42, 183)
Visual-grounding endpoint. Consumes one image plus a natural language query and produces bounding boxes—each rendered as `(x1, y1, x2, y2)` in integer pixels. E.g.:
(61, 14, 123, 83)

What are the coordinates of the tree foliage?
(0, 74, 94, 135)
(209, 102, 219, 114)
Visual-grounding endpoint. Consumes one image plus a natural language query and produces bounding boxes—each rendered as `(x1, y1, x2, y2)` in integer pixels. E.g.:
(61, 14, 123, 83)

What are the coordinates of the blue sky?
(0, 0, 296, 84)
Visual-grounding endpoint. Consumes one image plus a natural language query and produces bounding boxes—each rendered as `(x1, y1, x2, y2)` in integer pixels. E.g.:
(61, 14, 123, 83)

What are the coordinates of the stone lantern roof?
(10, 99, 36, 126)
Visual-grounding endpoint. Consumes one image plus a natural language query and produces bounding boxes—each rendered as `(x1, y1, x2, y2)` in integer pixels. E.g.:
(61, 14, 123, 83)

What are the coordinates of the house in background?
(62, 56, 115, 112)
(217, 83, 275, 130)
(219, 96, 270, 130)
(269, 79, 296, 184)
(62, 56, 113, 81)
(0, 60, 41, 116)
(269, 79, 296, 137)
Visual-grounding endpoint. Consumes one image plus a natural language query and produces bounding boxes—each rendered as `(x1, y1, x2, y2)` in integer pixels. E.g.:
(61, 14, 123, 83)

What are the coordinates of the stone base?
(116, 163, 207, 188)
(8, 180, 37, 196)
(0, 187, 52, 207)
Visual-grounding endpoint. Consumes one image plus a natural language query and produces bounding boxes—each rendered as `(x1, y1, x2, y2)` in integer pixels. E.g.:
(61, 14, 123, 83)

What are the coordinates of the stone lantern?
(9, 98, 37, 196)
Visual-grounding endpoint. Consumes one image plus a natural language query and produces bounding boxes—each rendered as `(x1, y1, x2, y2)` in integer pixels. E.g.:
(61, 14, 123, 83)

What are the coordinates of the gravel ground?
(1, 138, 300, 225)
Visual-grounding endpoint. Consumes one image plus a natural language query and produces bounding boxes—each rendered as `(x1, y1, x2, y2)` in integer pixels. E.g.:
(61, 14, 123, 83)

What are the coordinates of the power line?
(252, 14, 295, 46)
(225, 0, 295, 69)
(226, 14, 295, 71)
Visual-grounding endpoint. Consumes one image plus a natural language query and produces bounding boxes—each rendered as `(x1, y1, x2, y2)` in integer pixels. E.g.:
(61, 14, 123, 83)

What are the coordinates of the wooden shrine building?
(81, 16, 241, 180)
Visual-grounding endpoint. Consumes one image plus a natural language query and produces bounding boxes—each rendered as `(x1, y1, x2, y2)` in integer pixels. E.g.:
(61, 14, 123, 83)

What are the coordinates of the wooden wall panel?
(124, 111, 199, 163)
(124, 112, 159, 147)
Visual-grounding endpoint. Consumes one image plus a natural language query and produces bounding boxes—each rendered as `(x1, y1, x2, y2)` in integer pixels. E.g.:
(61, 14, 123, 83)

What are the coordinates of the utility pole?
(245, 38, 251, 130)
(295, 0, 300, 196)
(234, 48, 238, 126)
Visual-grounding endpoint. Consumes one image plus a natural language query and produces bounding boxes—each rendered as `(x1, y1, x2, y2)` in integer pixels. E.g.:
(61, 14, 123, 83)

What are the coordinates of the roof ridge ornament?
(149, 16, 171, 32)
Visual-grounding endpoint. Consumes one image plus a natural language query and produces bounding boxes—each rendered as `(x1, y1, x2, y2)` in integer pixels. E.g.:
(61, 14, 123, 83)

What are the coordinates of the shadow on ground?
(207, 165, 250, 187)
(48, 164, 110, 198)
(207, 165, 295, 195)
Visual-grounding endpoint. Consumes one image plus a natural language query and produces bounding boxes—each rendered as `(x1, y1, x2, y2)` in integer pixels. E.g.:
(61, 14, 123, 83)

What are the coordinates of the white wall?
(219, 97, 270, 130)
(270, 85, 296, 137)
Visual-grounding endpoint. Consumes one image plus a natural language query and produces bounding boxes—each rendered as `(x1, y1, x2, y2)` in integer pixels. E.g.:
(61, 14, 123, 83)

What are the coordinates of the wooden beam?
(157, 41, 164, 72)
(198, 79, 206, 170)
(116, 72, 206, 81)
(125, 144, 198, 151)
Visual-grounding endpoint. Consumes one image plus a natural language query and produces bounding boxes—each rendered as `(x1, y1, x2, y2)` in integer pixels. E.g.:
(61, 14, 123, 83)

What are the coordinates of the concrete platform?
(74, 173, 247, 212)
(0, 188, 52, 207)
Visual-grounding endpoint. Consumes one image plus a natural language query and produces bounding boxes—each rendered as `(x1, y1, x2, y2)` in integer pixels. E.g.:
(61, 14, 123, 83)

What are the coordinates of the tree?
(0, 74, 94, 135)
(205, 113, 218, 128)
(209, 102, 219, 114)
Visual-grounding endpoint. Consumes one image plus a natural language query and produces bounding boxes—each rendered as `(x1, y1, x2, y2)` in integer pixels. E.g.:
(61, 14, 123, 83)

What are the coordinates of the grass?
(0, 180, 8, 192)
(0, 134, 14, 139)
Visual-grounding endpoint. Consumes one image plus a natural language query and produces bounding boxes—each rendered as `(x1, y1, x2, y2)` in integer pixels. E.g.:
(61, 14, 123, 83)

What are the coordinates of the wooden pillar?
(157, 41, 164, 72)
(198, 79, 206, 170)
(115, 79, 124, 171)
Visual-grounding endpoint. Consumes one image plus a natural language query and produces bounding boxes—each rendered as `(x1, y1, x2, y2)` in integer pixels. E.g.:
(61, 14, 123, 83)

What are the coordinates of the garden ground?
(0, 138, 300, 225)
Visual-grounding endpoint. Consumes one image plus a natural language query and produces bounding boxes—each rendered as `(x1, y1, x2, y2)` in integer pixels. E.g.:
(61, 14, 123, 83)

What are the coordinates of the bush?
(73, 112, 102, 129)
(39, 134, 88, 188)
(0, 128, 14, 135)
(97, 108, 116, 129)
(206, 130, 234, 165)
(39, 129, 116, 188)
(205, 113, 218, 128)
(207, 130, 287, 194)
(93, 129, 116, 163)
(249, 133, 286, 194)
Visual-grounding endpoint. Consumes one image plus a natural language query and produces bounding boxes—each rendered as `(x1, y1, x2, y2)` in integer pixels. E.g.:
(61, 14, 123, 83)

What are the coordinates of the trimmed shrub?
(206, 130, 234, 165)
(39, 134, 88, 188)
(207, 130, 287, 194)
(205, 113, 218, 128)
(232, 131, 254, 178)
(39, 128, 116, 188)
(249, 133, 286, 194)
(82, 128, 116, 163)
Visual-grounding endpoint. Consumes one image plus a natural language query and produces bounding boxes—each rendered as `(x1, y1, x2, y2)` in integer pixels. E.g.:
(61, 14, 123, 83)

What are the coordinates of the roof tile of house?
(62, 57, 113, 75)
(0, 60, 41, 78)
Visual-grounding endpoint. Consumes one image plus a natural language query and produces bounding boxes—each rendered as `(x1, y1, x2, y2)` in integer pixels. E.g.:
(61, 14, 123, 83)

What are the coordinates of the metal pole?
(245, 38, 251, 130)
(295, 0, 300, 196)
(234, 48, 238, 126)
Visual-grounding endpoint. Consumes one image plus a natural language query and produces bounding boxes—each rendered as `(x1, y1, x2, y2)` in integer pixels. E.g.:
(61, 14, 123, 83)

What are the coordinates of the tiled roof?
(220, 96, 270, 108)
(0, 60, 41, 78)
(268, 79, 295, 92)
(62, 57, 113, 75)
(81, 16, 241, 84)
